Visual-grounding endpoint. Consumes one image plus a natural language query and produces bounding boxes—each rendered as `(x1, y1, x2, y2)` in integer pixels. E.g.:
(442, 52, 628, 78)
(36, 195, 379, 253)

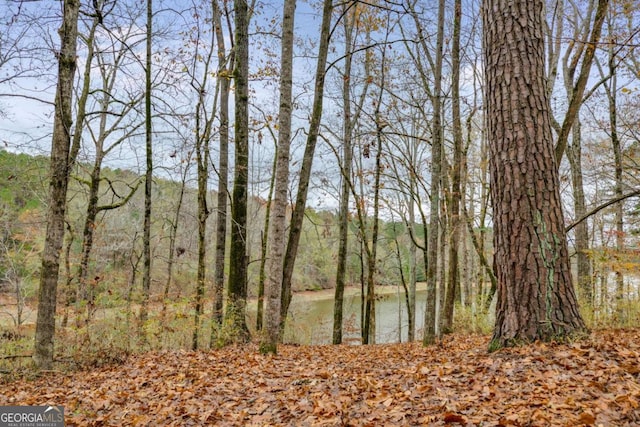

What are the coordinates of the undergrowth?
(2, 291, 640, 377)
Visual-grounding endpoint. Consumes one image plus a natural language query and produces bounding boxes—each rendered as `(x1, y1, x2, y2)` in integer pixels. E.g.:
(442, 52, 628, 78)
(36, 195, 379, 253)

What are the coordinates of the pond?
(249, 286, 429, 345)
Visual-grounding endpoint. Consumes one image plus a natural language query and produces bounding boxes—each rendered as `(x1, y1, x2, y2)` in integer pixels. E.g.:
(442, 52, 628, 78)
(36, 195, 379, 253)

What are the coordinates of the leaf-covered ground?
(2, 329, 639, 426)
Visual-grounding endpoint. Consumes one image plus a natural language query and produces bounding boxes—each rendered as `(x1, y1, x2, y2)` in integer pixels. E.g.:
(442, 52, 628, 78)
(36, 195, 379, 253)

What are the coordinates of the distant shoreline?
(249, 282, 428, 305)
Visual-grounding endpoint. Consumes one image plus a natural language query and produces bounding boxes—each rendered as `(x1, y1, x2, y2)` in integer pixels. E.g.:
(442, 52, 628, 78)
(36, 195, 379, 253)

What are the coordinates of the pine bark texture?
(34, 0, 80, 370)
(482, 0, 587, 349)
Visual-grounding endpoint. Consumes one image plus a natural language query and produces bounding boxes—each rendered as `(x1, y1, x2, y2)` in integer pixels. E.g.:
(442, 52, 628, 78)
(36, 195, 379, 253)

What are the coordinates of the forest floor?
(1, 329, 639, 426)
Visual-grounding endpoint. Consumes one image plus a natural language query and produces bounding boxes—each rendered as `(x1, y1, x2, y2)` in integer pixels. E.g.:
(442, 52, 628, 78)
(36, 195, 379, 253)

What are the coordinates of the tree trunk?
(139, 0, 153, 330)
(34, 0, 80, 370)
(332, 3, 355, 346)
(442, 0, 463, 335)
(226, 0, 250, 340)
(280, 0, 333, 327)
(77, 152, 104, 320)
(193, 82, 212, 350)
(191, 8, 222, 349)
(566, 123, 592, 305)
(423, 0, 446, 346)
(483, 0, 587, 350)
(554, 0, 609, 163)
(407, 191, 417, 341)
(260, 0, 296, 354)
(606, 54, 625, 322)
(212, 0, 231, 331)
(161, 159, 189, 318)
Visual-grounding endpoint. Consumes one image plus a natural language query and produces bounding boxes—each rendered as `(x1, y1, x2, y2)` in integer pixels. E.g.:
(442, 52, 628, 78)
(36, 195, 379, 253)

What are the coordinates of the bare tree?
(187, 0, 220, 350)
(442, 0, 463, 334)
(280, 0, 333, 328)
(332, 1, 374, 344)
(139, 0, 153, 327)
(34, 0, 81, 370)
(407, 0, 446, 346)
(211, 0, 232, 334)
(260, 0, 296, 354)
(225, 0, 251, 340)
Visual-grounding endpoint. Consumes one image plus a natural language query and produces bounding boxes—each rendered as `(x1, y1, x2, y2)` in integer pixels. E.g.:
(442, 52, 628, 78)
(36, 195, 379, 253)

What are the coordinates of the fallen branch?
(1, 354, 32, 360)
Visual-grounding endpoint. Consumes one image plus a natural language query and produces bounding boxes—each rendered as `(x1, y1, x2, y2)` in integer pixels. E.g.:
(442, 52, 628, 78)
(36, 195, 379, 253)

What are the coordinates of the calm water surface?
(280, 288, 429, 344)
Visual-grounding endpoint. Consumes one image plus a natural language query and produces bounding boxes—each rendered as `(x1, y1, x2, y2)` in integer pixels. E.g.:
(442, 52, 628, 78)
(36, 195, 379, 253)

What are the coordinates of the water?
(280, 288, 428, 345)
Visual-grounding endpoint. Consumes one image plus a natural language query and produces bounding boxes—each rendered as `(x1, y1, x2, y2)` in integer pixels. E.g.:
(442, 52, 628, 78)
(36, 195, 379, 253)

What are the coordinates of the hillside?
(0, 148, 426, 302)
(2, 329, 639, 426)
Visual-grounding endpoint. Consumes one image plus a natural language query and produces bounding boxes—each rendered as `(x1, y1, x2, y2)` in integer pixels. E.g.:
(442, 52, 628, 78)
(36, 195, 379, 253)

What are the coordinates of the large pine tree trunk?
(483, 0, 587, 350)
(34, 0, 80, 370)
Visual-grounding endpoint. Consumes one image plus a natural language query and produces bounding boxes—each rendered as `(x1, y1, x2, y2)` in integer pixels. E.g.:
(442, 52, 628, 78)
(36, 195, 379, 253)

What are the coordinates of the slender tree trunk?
(193, 94, 211, 350)
(256, 230, 267, 331)
(69, 18, 98, 168)
(362, 29, 390, 345)
(557, 0, 607, 309)
(34, 0, 80, 370)
(423, 0, 446, 346)
(463, 203, 497, 298)
(260, 0, 296, 354)
(212, 0, 231, 331)
(390, 219, 409, 342)
(161, 161, 189, 317)
(403, 114, 420, 342)
(607, 56, 625, 322)
(332, 4, 355, 345)
(566, 122, 592, 305)
(363, 119, 384, 345)
(77, 152, 104, 321)
(61, 223, 75, 327)
(461, 109, 474, 308)
(483, 0, 587, 350)
(442, 0, 463, 334)
(554, 0, 609, 163)
(192, 13, 220, 349)
(226, 0, 250, 340)
(280, 0, 333, 327)
(139, 0, 153, 328)
(256, 158, 276, 332)
(478, 131, 491, 304)
(407, 188, 417, 341)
